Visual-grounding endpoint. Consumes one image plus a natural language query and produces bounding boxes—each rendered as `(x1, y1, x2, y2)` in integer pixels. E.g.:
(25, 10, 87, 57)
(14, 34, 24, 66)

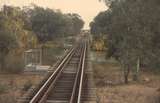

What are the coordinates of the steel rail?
(38, 45, 84, 103)
(38, 50, 75, 103)
(29, 42, 87, 103)
(29, 47, 76, 103)
(77, 42, 87, 103)
(69, 44, 84, 103)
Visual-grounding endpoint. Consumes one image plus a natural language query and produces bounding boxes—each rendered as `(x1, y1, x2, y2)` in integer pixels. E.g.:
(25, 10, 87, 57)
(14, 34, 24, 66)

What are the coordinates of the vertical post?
(136, 57, 140, 75)
(40, 48, 42, 65)
(133, 57, 140, 81)
(24, 52, 27, 67)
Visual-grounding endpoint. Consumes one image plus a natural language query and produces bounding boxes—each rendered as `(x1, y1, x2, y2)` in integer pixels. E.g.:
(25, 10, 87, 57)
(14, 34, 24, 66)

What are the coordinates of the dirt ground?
(0, 73, 43, 103)
(92, 52, 160, 103)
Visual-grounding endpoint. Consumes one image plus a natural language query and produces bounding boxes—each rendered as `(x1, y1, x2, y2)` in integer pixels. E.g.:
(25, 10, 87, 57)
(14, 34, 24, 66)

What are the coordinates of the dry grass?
(92, 52, 160, 103)
(93, 59, 123, 86)
(0, 74, 43, 103)
(96, 85, 159, 103)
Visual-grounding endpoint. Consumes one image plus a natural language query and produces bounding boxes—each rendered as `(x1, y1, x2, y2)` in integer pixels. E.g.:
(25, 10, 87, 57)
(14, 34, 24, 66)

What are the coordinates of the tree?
(92, 0, 160, 83)
(2, 5, 37, 50)
(0, 5, 37, 72)
(0, 14, 17, 70)
(67, 13, 84, 35)
(29, 6, 84, 42)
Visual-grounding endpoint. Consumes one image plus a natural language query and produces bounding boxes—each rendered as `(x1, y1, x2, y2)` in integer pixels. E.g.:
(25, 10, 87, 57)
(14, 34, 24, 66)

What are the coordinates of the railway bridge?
(18, 37, 96, 103)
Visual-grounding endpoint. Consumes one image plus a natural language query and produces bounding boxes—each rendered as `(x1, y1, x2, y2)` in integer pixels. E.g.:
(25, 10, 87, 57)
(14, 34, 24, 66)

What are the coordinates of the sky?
(0, 0, 107, 29)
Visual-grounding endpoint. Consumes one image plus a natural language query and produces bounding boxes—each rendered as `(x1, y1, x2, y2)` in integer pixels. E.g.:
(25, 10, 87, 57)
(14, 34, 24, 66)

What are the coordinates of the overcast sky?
(0, 0, 107, 29)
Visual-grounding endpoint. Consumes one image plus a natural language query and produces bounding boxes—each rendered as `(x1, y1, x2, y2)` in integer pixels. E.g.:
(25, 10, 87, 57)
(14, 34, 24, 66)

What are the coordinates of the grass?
(1, 53, 24, 73)
(42, 44, 65, 65)
(0, 84, 8, 94)
(0, 74, 43, 103)
(91, 51, 160, 103)
(22, 80, 33, 91)
(93, 58, 123, 87)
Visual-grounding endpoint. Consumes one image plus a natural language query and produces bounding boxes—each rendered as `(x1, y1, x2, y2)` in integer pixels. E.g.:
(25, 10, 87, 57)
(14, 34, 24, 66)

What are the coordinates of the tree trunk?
(124, 64, 130, 84)
(41, 45, 44, 65)
(0, 53, 5, 71)
(133, 58, 140, 81)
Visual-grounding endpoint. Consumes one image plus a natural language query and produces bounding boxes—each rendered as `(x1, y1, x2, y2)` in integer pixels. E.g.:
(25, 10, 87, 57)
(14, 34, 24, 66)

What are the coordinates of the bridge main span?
(18, 37, 96, 103)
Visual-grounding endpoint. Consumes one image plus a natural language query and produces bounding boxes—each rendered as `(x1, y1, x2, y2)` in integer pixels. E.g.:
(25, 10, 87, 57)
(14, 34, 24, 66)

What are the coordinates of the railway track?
(18, 39, 96, 103)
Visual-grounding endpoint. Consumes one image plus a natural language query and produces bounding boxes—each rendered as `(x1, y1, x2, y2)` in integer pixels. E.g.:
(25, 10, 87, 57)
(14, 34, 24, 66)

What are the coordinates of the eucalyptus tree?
(1, 5, 37, 49)
(0, 13, 17, 71)
(68, 13, 84, 35)
(92, 0, 160, 83)
(0, 5, 37, 71)
(29, 6, 84, 42)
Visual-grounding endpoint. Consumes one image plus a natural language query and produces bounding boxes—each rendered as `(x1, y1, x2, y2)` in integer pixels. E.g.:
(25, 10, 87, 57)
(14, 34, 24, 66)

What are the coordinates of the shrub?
(22, 80, 32, 91)
(5, 53, 24, 73)
(0, 84, 8, 94)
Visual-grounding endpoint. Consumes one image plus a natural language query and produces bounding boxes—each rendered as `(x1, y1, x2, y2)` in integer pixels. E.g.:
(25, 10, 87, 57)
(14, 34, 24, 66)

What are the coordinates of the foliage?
(92, 38, 106, 51)
(0, 4, 84, 72)
(67, 13, 84, 35)
(5, 53, 24, 73)
(0, 5, 37, 72)
(28, 6, 84, 43)
(92, 0, 160, 83)
(1, 6, 37, 49)
(0, 16, 17, 70)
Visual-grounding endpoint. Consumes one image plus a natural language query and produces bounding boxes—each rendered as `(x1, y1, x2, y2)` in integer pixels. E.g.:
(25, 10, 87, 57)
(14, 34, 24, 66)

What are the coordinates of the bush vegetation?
(5, 53, 24, 73)
(0, 5, 84, 73)
(22, 80, 33, 91)
(0, 83, 8, 94)
(90, 0, 160, 83)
